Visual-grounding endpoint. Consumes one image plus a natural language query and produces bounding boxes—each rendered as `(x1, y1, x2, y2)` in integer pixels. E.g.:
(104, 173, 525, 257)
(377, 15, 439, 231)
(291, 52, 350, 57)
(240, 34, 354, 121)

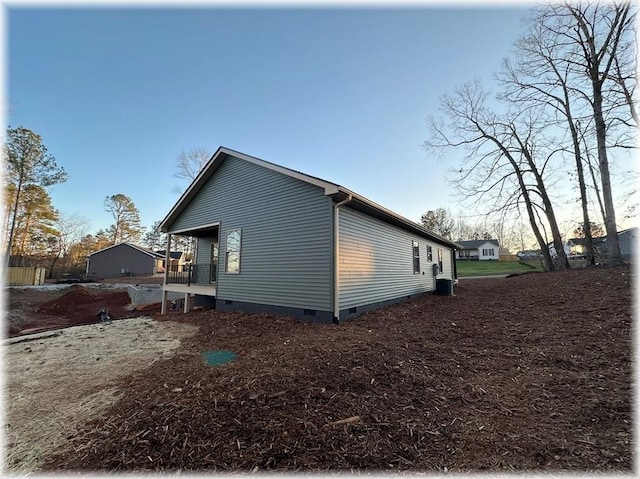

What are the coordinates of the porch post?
(161, 233, 172, 315)
(161, 290, 168, 315)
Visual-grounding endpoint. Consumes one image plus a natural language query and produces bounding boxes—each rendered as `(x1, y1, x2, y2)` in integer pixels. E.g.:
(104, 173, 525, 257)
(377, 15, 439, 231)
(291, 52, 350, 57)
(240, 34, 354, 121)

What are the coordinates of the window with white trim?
(225, 229, 241, 273)
(482, 248, 495, 256)
(437, 248, 443, 272)
(427, 245, 433, 262)
(412, 241, 420, 274)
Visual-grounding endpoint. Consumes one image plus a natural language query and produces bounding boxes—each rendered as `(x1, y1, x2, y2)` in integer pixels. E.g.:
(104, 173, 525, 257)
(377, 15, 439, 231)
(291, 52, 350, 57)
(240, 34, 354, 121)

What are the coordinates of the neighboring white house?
(566, 237, 607, 257)
(548, 241, 571, 258)
(455, 239, 500, 261)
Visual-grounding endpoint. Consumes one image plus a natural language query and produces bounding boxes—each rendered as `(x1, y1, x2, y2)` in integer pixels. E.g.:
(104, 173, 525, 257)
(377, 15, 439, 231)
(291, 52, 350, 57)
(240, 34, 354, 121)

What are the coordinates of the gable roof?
(88, 242, 164, 259)
(617, 226, 637, 236)
(456, 239, 499, 249)
(155, 250, 184, 260)
(160, 146, 459, 249)
(567, 237, 606, 246)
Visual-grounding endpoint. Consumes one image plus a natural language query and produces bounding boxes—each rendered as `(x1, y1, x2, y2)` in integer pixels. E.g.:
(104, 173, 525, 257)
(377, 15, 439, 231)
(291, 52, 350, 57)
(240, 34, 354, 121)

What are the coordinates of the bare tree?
(48, 212, 90, 277)
(541, 2, 636, 264)
(426, 80, 570, 271)
(174, 148, 212, 181)
(498, 17, 601, 266)
(450, 213, 478, 242)
(420, 208, 455, 239)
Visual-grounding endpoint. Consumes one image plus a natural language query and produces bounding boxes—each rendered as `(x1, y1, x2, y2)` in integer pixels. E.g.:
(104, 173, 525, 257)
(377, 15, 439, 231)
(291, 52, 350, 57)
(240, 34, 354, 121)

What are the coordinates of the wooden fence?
(499, 254, 520, 262)
(6, 267, 47, 286)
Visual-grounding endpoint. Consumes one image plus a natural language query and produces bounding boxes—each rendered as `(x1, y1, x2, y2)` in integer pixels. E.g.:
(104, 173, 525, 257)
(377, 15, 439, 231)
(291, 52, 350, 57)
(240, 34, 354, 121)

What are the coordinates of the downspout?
(333, 194, 352, 323)
(451, 248, 458, 287)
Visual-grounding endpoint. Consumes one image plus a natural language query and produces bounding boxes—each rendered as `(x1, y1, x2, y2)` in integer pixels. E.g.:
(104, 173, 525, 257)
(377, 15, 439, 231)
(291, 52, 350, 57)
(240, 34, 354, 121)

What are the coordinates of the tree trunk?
(586, 155, 606, 227)
(6, 177, 23, 267)
(517, 135, 570, 270)
(48, 254, 60, 279)
(569, 4, 627, 265)
(569, 121, 596, 266)
(501, 150, 554, 271)
(593, 85, 622, 264)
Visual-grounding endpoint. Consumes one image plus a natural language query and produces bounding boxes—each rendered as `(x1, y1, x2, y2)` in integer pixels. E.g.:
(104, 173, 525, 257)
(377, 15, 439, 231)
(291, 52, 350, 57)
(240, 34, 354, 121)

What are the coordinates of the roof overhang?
(159, 146, 459, 250)
(329, 188, 459, 249)
(88, 242, 160, 258)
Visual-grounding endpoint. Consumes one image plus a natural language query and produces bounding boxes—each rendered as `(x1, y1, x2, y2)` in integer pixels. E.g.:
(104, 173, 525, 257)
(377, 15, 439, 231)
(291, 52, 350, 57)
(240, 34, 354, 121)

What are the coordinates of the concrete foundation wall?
(127, 284, 183, 308)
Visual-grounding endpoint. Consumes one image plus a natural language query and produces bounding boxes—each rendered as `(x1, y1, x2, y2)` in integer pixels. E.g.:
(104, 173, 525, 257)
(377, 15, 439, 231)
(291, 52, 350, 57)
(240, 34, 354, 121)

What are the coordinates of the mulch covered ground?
(40, 265, 632, 472)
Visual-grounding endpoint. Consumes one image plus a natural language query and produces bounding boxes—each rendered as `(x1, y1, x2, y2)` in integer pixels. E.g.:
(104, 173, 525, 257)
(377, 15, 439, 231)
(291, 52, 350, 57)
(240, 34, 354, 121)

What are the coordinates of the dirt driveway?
(4, 317, 198, 472)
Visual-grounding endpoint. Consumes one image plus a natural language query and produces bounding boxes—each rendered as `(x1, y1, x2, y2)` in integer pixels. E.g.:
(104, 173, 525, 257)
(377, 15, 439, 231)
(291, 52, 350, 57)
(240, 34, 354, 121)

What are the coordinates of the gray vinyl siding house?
(617, 227, 637, 261)
(86, 242, 162, 279)
(159, 147, 458, 322)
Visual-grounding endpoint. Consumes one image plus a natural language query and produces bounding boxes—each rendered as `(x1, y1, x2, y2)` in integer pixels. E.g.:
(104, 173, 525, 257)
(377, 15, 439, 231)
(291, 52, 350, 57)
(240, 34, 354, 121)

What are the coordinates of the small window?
(482, 248, 495, 257)
(225, 229, 241, 273)
(427, 245, 433, 262)
(438, 248, 443, 272)
(412, 241, 420, 274)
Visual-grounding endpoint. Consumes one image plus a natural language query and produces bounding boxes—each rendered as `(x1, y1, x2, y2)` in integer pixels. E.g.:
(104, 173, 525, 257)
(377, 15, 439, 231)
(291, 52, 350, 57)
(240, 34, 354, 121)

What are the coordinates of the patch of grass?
(456, 260, 543, 277)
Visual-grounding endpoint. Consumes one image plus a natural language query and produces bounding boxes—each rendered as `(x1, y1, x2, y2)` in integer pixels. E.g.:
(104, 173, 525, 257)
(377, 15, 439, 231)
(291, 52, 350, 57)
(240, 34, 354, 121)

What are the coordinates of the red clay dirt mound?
(38, 285, 133, 319)
(13, 286, 138, 337)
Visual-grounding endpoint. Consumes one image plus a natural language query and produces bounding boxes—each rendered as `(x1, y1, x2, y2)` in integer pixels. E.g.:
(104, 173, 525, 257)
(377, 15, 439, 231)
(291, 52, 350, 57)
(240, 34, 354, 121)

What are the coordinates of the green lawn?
(456, 260, 543, 277)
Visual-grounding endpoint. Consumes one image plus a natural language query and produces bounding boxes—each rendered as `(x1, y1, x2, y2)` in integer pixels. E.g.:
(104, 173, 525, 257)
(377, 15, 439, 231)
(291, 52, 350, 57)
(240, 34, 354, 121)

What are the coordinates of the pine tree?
(104, 194, 143, 244)
(4, 126, 66, 265)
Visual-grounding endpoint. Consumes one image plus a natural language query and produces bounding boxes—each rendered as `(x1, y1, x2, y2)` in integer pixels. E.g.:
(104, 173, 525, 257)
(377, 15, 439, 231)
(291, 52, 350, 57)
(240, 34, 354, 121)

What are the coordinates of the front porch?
(161, 224, 220, 314)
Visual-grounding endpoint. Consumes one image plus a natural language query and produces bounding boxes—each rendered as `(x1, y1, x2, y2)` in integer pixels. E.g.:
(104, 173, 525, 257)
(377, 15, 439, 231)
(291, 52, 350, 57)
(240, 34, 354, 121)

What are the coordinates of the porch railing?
(166, 263, 215, 285)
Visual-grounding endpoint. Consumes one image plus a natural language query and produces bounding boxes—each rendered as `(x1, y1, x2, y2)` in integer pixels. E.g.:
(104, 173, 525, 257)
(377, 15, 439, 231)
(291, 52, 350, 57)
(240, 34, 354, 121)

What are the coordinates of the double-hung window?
(427, 245, 433, 262)
(437, 248, 443, 272)
(412, 241, 420, 274)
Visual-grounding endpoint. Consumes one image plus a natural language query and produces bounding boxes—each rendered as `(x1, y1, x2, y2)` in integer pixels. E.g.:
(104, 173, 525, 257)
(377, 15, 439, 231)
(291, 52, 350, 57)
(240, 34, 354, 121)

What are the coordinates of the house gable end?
(164, 154, 333, 234)
(160, 147, 339, 233)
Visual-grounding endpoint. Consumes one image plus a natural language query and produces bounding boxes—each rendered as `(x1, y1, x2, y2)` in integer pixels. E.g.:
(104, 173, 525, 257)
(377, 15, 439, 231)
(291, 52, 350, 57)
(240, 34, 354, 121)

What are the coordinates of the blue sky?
(7, 3, 532, 236)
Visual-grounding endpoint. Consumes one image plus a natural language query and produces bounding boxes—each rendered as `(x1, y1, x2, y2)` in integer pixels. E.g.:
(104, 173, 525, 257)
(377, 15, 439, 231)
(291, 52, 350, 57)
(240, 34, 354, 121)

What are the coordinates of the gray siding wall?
(619, 229, 637, 259)
(88, 244, 155, 279)
(167, 156, 334, 311)
(338, 207, 453, 310)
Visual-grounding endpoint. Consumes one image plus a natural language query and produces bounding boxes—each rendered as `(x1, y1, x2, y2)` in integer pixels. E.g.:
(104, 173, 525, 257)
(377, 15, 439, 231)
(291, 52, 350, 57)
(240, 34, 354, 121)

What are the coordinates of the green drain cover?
(202, 350, 236, 366)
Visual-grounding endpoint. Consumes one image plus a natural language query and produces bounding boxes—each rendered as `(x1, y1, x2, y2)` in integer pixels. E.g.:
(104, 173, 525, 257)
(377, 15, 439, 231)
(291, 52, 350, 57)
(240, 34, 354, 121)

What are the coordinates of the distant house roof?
(155, 250, 184, 260)
(456, 239, 499, 249)
(88, 242, 164, 258)
(617, 227, 637, 236)
(597, 226, 638, 244)
(159, 146, 460, 249)
(568, 237, 606, 246)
